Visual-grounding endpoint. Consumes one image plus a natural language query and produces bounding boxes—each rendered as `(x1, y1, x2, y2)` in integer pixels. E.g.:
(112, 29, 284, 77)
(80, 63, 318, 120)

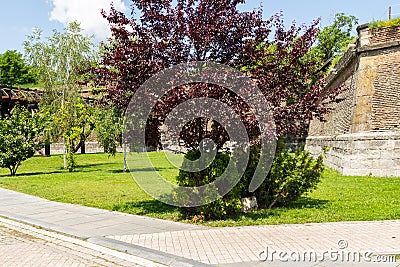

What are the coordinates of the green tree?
(23, 21, 96, 169)
(314, 13, 359, 65)
(0, 105, 49, 176)
(55, 100, 95, 172)
(0, 50, 37, 86)
(94, 106, 124, 156)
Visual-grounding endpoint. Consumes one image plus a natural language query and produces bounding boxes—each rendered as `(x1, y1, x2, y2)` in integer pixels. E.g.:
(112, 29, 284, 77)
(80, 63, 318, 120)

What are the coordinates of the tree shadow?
(241, 197, 329, 220)
(0, 170, 64, 177)
(76, 162, 116, 169)
(128, 167, 176, 172)
(108, 167, 176, 174)
(109, 196, 331, 225)
(108, 169, 126, 174)
(283, 197, 329, 209)
(112, 199, 179, 216)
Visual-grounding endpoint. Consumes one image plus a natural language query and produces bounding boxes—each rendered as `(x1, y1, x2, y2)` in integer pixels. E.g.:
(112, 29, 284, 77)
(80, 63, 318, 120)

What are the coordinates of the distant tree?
(94, 106, 124, 156)
(24, 21, 94, 112)
(0, 50, 37, 86)
(313, 13, 359, 65)
(0, 105, 49, 176)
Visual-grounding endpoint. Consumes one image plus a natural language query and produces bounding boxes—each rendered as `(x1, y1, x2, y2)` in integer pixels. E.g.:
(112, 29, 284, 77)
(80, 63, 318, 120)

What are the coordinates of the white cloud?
(48, 0, 128, 40)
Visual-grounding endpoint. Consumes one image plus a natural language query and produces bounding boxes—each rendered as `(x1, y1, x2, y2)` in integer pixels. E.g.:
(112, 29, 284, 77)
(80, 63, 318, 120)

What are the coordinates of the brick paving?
(0, 217, 161, 267)
(107, 221, 400, 265)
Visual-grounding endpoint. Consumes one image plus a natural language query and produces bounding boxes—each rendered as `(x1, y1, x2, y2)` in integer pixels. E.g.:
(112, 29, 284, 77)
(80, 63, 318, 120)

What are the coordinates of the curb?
(90, 236, 213, 267)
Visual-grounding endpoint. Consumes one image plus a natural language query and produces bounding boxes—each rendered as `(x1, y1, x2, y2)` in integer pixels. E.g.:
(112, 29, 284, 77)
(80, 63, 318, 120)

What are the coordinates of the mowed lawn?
(0, 152, 399, 227)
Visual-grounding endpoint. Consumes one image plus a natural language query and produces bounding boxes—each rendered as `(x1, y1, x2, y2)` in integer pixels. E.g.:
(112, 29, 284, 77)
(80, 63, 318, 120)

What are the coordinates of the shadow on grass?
(108, 167, 176, 174)
(112, 200, 179, 216)
(128, 167, 176, 172)
(284, 197, 329, 209)
(111, 196, 329, 223)
(240, 197, 329, 220)
(0, 170, 64, 178)
(108, 169, 126, 174)
(76, 162, 117, 169)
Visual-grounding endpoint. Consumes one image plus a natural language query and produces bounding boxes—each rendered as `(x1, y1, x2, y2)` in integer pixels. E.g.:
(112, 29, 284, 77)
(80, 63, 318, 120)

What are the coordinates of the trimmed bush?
(246, 146, 325, 209)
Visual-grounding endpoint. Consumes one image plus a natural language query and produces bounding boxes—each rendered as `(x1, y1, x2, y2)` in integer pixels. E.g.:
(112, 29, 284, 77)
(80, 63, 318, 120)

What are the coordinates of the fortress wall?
(306, 24, 400, 176)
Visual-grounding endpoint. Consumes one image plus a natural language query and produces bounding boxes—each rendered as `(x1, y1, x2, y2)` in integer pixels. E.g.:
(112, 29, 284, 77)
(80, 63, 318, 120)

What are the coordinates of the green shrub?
(175, 150, 242, 220)
(250, 147, 325, 209)
(0, 105, 49, 175)
(369, 18, 400, 29)
(175, 143, 324, 220)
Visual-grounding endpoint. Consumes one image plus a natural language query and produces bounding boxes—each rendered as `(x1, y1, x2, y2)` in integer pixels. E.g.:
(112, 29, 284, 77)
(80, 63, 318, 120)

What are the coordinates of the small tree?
(0, 50, 37, 86)
(55, 100, 95, 172)
(0, 105, 49, 176)
(94, 106, 124, 156)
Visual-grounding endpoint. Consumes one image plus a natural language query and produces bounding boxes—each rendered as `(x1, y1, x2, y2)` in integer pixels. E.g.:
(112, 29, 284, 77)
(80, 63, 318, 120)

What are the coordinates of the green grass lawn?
(0, 152, 399, 227)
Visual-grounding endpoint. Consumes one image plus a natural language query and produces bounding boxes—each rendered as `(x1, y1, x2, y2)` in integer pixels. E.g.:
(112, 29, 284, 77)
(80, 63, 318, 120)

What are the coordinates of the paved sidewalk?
(0, 187, 399, 266)
(0, 217, 154, 267)
(108, 221, 400, 265)
(0, 188, 208, 266)
(0, 188, 202, 237)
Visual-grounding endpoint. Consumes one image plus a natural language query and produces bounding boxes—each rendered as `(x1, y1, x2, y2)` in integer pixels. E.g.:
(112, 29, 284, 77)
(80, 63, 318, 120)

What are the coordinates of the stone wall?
(43, 142, 122, 155)
(306, 24, 400, 176)
(306, 132, 400, 177)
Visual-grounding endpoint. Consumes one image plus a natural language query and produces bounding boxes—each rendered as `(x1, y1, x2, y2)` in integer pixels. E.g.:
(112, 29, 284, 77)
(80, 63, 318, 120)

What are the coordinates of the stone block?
(354, 141, 370, 150)
(241, 197, 258, 213)
(350, 160, 373, 169)
(394, 140, 400, 148)
(358, 149, 381, 159)
(367, 140, 388, 149)
(376, 159, 394, 169)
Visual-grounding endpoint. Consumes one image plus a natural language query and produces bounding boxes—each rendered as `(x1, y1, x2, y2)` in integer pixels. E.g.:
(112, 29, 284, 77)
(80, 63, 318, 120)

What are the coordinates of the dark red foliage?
(88, 0, 343, 146)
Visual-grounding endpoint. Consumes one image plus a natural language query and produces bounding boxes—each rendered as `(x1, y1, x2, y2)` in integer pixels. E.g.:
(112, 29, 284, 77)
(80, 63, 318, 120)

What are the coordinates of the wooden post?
(389, 6, 392, 20)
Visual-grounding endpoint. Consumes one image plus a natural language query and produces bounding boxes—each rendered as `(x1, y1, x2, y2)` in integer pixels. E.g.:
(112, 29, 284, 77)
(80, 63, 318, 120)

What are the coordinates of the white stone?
(241, 197, 258, 213)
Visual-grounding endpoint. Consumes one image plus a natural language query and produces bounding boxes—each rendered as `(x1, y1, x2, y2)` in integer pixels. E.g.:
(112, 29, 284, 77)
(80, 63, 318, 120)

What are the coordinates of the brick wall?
(309, 25, 400, 136)
(370, 26, 400, 45)
(371, 49, 400, 130)
(308, 49, 359, 136)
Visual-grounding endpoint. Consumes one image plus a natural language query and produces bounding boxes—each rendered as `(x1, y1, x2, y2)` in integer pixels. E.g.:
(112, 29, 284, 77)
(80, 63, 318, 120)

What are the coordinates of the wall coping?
(307, 131, 400, 141)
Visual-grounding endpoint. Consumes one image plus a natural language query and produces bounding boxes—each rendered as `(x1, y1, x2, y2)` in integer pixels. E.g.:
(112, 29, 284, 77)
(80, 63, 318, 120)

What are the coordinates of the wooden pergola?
(0, 85, 99, 156)
(0, 85, 98, 116)
(0, 85, 43, 116)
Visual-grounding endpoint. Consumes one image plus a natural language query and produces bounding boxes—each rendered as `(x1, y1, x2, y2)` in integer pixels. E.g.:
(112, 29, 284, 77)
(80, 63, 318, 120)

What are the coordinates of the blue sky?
(1, 0, 400, 54)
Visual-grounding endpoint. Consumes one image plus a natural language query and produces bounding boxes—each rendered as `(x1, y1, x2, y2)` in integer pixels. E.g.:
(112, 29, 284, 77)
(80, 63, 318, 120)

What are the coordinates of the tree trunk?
(268, 197, 280, 209)
(80, 140, 85, 154)
(45, 143, 51, 157)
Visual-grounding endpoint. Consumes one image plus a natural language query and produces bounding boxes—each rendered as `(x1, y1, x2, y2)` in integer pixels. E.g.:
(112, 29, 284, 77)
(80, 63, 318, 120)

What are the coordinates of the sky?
(1, 0, 400, 54)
